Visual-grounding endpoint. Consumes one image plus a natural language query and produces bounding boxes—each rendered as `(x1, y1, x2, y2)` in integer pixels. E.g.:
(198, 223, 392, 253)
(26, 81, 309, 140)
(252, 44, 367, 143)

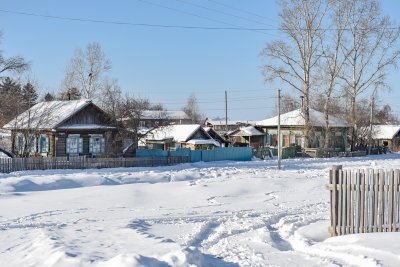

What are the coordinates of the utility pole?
(277, 89, 282, 170)
(368, 93, 375, 155)
(225, 90, 228, 132)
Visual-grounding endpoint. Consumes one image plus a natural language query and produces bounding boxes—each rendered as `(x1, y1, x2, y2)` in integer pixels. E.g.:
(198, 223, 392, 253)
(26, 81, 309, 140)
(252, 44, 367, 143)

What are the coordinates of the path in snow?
(1, 155, 400, 266)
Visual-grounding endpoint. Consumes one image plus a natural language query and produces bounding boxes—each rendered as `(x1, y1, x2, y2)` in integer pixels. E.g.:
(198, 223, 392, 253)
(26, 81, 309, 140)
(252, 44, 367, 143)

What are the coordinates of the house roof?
(229, 126, 265, 137)
(370, 125, 400, 140)
(145, 124, 208, 142)
(186, 139, 220, 147)
(3, 100, 93, 130)
(203, 127, 227, 140)
(256, 108, 348, 128)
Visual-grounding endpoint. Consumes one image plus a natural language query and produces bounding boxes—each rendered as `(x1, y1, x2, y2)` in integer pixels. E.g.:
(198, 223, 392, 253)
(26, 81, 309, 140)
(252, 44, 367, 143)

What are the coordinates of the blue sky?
(0, 0, 399, 121)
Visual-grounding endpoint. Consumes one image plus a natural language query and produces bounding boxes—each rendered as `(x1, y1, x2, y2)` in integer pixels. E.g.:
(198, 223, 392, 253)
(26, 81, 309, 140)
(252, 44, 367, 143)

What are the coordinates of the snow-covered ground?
(1, 154, 400, 266)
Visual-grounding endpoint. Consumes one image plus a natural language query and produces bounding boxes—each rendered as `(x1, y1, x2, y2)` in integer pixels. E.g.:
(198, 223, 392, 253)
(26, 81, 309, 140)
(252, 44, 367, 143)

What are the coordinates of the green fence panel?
(136, 149, 168, 157)
(190, 150, 202, 162)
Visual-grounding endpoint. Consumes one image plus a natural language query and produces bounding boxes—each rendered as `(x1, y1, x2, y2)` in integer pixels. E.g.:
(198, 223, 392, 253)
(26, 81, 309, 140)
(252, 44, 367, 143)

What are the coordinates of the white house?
(256, 108, 349, 151)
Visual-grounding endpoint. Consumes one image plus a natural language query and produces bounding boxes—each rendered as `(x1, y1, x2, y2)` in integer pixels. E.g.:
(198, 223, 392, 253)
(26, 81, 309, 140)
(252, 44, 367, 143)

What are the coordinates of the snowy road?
(1, 155, 400, 266)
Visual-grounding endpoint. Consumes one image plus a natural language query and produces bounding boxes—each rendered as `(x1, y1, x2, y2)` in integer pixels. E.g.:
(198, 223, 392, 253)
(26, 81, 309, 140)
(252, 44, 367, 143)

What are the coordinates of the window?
(89, 134, 105, 155)
(15, 134, 25, 155)
(15, 134, 36, 155)
(66, 135, 83, 154)
(38, 134, 49, 153)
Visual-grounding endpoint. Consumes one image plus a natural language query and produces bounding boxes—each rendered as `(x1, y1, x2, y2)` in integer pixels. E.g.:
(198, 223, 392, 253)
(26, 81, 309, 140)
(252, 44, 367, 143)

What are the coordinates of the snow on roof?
(145, 124, 205, 142)
(3, 100, 92, 130)
(0, 151, 10, 158)
(256, 108, 348, 128)
(371, 125, 400, 139)
(141, 110, 189, 120)
(0, 129, 11, 137)
(186, 139, 220, 147)
(230, 126, 264, 137)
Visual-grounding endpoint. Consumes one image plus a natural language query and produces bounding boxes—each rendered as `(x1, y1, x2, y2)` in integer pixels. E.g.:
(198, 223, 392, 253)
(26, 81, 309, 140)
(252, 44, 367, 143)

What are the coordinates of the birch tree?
(339, 0, 400, 150)
(317, 0, 351, 151)
(182, 93, 203, 124)
(261, 0, 327, 148)
(62, 42, 111, 100)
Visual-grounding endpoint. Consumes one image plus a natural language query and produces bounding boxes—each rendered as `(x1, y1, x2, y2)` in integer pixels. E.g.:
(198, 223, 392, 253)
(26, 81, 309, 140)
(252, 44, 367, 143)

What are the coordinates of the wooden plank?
(347, 170, 352, 234)
(338, 170, 343, 235)
(350, 170, 355, 234)
(378, 170, 384, 232)
(360, 170, 365, 233)
(365, 169, 370, 233)
(388, 170, 394, 232)
(373, 170, 378, 232)
(343, 170, 348, 235)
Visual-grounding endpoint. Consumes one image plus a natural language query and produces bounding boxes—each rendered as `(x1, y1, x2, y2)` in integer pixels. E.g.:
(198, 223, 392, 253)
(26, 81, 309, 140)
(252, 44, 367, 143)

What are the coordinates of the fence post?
(329, 165, 342, 236)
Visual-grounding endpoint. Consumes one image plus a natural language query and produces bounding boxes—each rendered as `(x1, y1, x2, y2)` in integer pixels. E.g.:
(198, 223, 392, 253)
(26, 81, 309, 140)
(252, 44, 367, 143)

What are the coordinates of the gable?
(58, 104, 115, 129)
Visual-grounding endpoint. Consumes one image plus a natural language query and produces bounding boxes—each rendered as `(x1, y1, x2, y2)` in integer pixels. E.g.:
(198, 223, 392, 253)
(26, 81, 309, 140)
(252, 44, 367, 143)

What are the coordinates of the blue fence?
(136, 147, 252, 163)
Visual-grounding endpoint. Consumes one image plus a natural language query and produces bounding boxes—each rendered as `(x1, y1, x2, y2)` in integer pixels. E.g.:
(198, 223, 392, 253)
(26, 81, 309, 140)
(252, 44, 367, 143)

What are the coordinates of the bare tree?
(279, 93, 300, 114)
(98, 79, 123, 120)
(261, 0, 327, 148)
(62, 42, 111, 100)
(122, 96, 151, 154)
(182, 93, 203, 124)
(316, 0, 352, 150)
(0, 32, 29, 78)
(339, 0, 400, 150)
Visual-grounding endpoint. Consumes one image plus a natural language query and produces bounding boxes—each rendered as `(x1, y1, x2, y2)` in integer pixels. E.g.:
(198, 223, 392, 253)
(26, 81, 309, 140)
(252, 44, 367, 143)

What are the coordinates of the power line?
(174, 0, 277, 28)
(149, 96, 278, 105)
(206, 0, 280, 24)
(137, 0, 275, 36)
(0, 8, 262, 31)
(175, 106, 276, 111)
(133, 88, 277, 95)
(1, 8, 398, 32)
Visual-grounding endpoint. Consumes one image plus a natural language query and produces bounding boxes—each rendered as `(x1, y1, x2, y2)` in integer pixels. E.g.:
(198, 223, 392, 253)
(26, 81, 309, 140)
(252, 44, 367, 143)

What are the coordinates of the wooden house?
(256, 108, 349, 152)
(368, 125, 400, 152)
(3, 100, 121, 157)
(227, 126, 266, 148)
(141, 124, 220, 150)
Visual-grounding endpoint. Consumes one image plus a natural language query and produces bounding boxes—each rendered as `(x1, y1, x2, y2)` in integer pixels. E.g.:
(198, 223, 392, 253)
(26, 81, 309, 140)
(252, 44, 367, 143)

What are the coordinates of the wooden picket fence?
(327, 166, 400, 236)
(0, 156, 188, 173)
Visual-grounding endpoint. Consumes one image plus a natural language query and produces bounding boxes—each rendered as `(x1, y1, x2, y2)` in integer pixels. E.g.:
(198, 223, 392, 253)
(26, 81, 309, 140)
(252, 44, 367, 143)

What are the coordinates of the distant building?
(3, 100, 121, 157)
(365, 125, 400, 152)
(141, 124, 220, 150)
(227, 126, 266, 148)
(256, 108, 349, 151)
(138, 110, 191, 128)
(204, 119, 255, 136)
